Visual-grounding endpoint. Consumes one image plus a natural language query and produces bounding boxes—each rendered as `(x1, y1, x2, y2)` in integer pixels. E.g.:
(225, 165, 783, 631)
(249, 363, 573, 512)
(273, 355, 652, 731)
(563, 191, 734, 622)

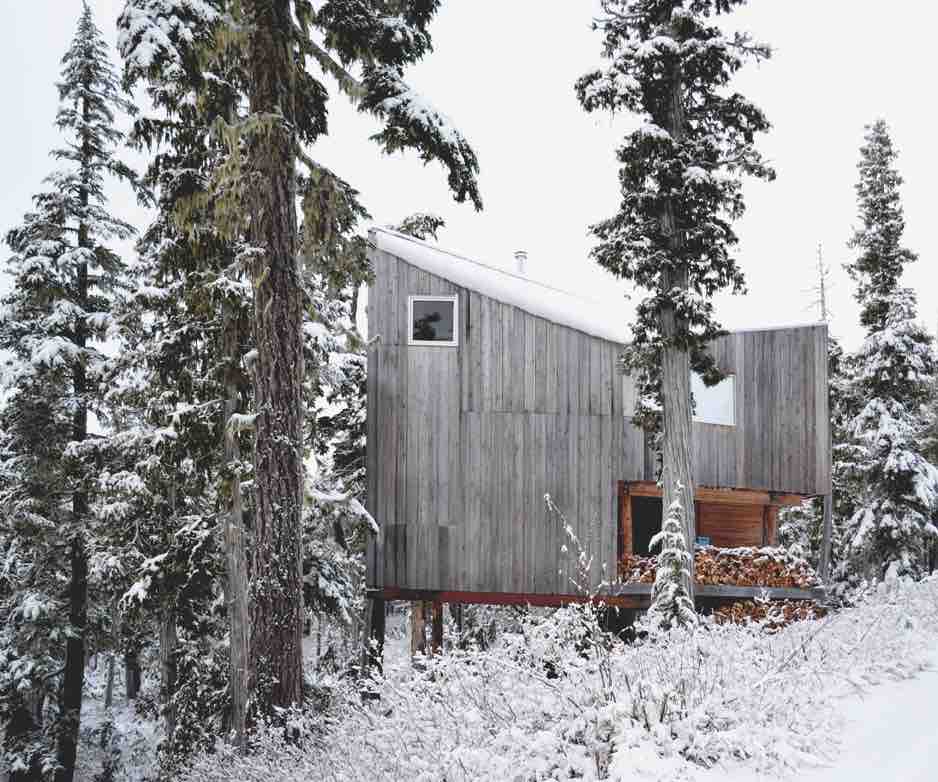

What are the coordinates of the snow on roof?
(371, 228, 628, 344)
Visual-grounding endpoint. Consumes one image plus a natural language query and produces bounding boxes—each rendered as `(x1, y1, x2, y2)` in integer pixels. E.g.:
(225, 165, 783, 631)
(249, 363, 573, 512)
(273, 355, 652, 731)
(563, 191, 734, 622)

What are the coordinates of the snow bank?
(371, 227, 629, 344)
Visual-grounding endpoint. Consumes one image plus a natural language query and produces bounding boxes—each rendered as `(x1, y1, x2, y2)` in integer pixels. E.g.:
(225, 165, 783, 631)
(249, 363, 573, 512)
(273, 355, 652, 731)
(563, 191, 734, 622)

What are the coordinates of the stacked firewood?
(713, 599, 828, 630)
(618, 546, 820, 589)
(618, 553, 657, 583)
(694, 546, 819, 588)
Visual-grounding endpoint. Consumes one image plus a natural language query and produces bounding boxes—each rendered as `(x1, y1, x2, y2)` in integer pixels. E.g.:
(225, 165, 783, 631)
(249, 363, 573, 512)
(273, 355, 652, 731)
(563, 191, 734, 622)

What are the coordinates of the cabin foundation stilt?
(365, 596, 386, 674)
(431, 601, 444, 653)
(410, 601, 430, 656)
(819, 493, 834, 584)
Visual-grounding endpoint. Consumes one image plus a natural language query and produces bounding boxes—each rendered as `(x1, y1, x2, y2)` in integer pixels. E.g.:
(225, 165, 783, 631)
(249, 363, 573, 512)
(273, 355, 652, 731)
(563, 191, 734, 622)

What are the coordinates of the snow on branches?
(648, 484, 696, 628)
(576, 0, 774, 422)
(840, 121, 938, 580)
(843, 290, 938, 578)
(361, 64, 481, 209)
(0, 4, 138, 774)
(118, 0, 221, 82)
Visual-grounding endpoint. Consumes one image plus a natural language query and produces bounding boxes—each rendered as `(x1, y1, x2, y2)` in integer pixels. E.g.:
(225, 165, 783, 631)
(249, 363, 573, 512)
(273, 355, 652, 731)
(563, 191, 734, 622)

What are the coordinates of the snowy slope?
(804, 666, 938, 781)
(712, 662, 938, 782)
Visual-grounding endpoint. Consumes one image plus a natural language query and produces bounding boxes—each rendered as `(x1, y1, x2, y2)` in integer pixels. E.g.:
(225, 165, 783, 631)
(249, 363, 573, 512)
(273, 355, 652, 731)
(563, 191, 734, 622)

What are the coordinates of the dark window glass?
(631, 496, 662, 556)
(412, 299, 455, 343)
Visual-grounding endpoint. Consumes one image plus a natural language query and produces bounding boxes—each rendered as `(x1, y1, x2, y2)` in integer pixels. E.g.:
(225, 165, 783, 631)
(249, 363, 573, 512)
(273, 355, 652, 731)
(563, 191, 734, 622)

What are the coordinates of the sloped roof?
(371, 227, 628, 344)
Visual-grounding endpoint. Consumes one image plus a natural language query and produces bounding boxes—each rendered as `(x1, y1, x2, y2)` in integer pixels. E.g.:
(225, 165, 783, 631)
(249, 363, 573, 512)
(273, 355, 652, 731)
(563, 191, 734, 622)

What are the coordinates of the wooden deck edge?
(604, 583, 825, 601)
(369, 584, 825, 606)
(369, 587, 646, 609)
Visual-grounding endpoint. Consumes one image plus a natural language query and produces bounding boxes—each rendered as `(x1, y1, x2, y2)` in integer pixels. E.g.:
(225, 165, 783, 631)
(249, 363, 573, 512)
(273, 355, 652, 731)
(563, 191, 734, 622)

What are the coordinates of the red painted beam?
(370, 587, 646, 609)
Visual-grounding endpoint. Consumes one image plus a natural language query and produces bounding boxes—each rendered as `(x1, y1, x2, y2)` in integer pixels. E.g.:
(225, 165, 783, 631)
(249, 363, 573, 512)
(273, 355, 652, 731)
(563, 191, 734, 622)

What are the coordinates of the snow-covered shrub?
(778, 498, 823, 566)
(177, 575, 938, 781)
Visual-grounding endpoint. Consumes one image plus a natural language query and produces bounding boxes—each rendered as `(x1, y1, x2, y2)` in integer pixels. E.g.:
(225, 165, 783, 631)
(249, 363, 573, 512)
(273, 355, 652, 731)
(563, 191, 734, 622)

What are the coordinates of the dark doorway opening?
(631, 496, 662, 556)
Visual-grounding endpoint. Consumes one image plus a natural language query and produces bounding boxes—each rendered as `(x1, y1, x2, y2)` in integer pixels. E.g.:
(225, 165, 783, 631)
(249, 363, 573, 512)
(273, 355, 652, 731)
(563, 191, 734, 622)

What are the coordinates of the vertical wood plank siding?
(366, 248, 829, 593)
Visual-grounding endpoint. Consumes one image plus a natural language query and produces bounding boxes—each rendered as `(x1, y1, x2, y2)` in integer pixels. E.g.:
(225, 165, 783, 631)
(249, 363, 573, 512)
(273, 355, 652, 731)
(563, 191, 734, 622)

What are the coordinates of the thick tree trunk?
(55, 531, 87, 782)
(363, 597, 385, 675)
(658, 10, 696, 601)
(104, 600, 119, 710)
(223, 312, 250, 747)
(246, 0, 305, 713)
(430, 602, 444, 654)
(410, 601, 429, 657)
(104, 657, 115, 711)
(159, 604, 178, 745)
(123, 651, 141, 700)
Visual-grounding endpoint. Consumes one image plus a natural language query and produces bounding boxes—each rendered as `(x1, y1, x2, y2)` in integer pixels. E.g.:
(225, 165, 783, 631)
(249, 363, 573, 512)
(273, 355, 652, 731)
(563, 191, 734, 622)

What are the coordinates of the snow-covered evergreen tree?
(0, 4, 137, 779)
(648, 485, 696, 629)
(119, 0, 481, 719)
(841, 120, 938, 580)
(576, 1, 774, 592)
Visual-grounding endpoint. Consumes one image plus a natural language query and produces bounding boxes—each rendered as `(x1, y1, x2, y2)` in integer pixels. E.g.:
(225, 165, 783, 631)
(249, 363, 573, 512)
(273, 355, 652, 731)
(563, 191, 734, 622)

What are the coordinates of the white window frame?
(691, 372, 736, 426)
(407, 294, 459, 347)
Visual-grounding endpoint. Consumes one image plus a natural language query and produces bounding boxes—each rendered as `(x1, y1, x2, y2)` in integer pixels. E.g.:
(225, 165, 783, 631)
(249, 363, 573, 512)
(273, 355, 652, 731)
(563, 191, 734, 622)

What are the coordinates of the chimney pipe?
(514, 249, 528, 275)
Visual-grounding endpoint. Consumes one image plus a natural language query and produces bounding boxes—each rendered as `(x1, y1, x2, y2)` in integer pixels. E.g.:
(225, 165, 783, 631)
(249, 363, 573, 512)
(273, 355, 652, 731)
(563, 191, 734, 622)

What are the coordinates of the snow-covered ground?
(715, 664, 938, 782)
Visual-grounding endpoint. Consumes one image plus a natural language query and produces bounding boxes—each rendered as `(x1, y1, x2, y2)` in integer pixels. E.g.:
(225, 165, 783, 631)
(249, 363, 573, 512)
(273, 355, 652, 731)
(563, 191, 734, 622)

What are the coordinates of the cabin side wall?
(366, 248, 645, 593)
(692, 327, 830, 495)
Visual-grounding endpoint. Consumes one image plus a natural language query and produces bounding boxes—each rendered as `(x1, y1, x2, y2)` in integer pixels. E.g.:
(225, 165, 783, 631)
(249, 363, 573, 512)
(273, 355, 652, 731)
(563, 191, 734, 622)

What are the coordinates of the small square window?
(691, 372, 735, 426)
(408, 295, 458, 346)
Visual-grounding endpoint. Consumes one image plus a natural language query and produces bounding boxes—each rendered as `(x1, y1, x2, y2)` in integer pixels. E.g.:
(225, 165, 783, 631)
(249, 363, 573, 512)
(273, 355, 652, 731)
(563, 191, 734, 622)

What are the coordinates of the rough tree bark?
(55, 89, 91, 782)
(124, 651, 141, 700)
(159, 603, 178, 745)
(104, 600, 119, 710)
(658, 9, 696, 600)
(223, 308, 250, 747)
(246, 0, 305, 713)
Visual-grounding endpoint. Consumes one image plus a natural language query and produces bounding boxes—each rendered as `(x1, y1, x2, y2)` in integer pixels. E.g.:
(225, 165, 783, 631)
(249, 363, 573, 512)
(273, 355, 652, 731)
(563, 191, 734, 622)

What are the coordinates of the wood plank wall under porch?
(618, 481, 807, 558)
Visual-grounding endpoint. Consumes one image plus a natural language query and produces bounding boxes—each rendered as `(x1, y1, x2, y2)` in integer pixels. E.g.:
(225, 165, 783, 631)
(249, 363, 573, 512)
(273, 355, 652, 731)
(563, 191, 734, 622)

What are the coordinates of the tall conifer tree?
(119, 0, 481, 721)
(576, 0, 774, 594)
(109, 7, 255, 753)
(841, 120, 938, 579)
(0, 5, 137, 779)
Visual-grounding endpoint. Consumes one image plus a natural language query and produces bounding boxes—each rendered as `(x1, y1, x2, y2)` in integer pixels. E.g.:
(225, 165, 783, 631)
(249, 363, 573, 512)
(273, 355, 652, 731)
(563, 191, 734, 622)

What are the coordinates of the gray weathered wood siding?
(366, 246, 829, 594)
(691, 326, 830, 496)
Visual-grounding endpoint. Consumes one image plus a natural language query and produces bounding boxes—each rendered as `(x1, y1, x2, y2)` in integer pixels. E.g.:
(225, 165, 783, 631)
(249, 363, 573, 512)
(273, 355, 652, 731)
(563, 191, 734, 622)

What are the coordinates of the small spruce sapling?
(648, 484, 697, 629)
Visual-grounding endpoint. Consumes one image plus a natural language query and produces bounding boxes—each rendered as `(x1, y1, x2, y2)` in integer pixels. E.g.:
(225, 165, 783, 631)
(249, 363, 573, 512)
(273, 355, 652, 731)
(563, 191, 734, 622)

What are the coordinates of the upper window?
(408, 295, 458, 346)
(691, 372, 735, 426)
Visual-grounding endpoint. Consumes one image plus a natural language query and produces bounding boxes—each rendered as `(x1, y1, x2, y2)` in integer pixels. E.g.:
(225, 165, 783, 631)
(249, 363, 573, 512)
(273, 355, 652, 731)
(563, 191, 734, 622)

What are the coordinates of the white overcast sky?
(2, 0, 936, 352)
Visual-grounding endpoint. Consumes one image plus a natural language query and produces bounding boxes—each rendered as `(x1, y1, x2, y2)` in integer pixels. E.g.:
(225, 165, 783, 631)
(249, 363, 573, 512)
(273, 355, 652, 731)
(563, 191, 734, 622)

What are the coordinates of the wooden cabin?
(365, 228, 831, 615)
